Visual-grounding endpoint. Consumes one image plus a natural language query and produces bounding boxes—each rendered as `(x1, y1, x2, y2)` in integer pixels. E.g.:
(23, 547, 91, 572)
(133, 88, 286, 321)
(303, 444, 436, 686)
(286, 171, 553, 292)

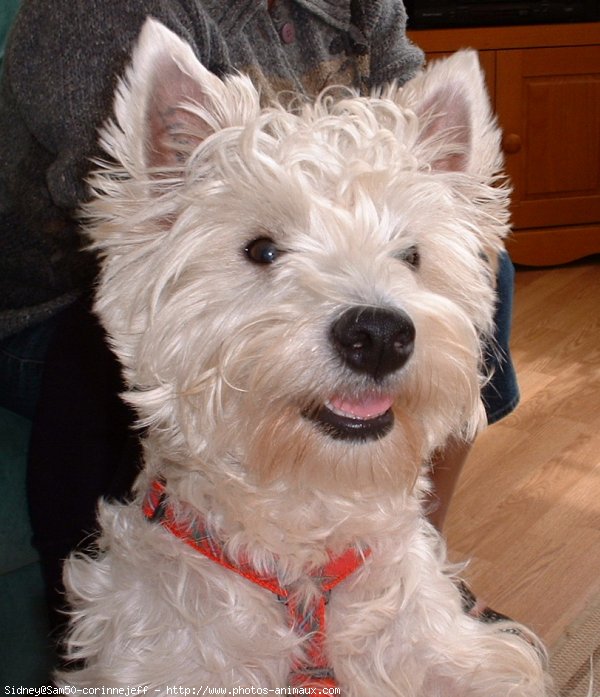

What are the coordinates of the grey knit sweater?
(0, 0, 423, 338)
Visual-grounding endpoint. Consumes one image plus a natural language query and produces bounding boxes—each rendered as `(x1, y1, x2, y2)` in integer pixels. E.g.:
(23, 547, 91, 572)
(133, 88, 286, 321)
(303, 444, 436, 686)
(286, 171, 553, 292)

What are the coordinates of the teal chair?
(0, 408, 55, 685)
(1, 1, 56, 686)
(0, 0, 21, 66)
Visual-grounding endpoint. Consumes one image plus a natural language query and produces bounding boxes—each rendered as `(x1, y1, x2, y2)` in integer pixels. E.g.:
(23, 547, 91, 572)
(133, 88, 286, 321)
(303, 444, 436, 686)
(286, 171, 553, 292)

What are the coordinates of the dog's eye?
(396, 245, 420, 269)
(244, 237, 280, 265)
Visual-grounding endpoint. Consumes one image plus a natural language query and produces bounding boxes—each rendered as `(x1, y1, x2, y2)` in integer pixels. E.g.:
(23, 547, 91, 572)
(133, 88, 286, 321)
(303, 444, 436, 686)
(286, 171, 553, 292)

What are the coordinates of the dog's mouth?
(305, 393, 395, 442)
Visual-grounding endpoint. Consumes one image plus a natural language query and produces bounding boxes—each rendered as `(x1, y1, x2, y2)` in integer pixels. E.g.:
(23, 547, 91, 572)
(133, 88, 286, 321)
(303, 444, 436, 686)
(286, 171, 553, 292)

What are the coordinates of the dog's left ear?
(408, 50, 501, 176)
(109, 18, 259, 173)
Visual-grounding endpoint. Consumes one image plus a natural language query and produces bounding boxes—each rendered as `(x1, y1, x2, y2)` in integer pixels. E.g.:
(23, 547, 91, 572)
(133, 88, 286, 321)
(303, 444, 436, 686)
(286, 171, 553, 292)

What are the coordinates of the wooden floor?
(445, 255, 600, 649)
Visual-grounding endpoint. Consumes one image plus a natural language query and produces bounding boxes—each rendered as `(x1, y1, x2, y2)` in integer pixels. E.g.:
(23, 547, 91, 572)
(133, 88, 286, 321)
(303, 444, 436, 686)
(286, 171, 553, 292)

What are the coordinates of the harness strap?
(143, 479, 368, 694)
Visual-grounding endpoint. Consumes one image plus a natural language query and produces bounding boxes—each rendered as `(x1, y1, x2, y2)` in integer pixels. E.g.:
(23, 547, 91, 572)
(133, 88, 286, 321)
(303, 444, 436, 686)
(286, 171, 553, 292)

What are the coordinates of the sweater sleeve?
(1, 0, 210, 212)
(369, 0, 424, 88)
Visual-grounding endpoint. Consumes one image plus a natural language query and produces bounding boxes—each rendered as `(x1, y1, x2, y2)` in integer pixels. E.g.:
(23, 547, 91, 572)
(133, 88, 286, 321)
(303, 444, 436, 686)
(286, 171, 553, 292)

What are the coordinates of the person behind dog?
(0, 0, 518, 640)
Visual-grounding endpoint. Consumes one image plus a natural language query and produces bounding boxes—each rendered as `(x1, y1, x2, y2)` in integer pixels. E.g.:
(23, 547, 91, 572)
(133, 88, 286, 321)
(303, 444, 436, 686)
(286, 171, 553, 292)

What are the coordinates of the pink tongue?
(329, 394, 394, 419)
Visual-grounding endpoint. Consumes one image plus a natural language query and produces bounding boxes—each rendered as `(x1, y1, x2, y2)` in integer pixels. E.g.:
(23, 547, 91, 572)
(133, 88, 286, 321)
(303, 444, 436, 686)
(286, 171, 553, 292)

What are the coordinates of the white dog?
(58, 18, 551, 696)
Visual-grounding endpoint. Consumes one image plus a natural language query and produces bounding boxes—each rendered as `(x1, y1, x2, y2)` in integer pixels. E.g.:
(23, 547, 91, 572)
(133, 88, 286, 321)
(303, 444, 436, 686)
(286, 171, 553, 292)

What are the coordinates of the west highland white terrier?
(58, 18, 551, 696)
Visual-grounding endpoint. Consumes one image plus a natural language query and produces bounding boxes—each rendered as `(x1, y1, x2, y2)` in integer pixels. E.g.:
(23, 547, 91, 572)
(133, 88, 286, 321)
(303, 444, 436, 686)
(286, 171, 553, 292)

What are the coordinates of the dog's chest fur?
(65, 487, 461, 692)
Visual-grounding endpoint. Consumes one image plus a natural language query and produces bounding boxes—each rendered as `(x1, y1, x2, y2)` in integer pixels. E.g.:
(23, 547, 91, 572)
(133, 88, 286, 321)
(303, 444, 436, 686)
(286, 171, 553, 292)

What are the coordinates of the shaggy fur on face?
(58, 19, 552, 696)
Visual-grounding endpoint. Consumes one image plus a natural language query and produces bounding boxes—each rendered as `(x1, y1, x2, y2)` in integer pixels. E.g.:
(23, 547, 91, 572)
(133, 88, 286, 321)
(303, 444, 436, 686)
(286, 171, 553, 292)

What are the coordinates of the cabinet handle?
(502, 133, 522, 154)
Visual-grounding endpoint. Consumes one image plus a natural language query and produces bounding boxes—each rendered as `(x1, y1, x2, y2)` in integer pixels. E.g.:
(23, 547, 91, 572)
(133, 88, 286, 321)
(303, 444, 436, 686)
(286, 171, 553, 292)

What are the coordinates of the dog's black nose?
(331, 306, 415, 380)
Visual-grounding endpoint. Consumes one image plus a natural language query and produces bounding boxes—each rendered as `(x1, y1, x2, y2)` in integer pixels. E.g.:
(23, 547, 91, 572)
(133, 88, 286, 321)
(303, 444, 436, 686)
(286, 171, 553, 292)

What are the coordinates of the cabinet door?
(497, 46, 600, 231)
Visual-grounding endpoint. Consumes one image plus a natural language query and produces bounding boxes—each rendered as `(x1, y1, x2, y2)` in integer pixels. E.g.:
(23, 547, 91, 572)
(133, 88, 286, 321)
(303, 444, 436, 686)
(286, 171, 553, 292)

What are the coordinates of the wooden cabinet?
(409, 23, 600, 266)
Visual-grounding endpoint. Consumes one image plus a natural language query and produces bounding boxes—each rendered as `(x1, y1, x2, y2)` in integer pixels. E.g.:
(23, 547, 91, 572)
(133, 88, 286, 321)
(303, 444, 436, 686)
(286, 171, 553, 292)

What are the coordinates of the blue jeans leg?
(0, 318, 59, 420)
(481, 251, 520, 425)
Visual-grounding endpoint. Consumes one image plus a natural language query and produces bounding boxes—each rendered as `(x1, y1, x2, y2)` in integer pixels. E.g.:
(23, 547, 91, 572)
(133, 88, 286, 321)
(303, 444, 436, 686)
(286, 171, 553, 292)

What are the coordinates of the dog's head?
(85, 19, 509, 493)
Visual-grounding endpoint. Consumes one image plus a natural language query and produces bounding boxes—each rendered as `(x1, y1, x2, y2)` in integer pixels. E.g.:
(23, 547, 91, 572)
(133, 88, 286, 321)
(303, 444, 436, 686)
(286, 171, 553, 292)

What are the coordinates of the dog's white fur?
(58, 19, 551, 695)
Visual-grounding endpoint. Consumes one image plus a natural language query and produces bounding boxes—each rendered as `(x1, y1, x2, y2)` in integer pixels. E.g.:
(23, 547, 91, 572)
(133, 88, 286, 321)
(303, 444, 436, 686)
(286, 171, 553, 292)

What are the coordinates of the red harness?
(143, 479, 368, 694)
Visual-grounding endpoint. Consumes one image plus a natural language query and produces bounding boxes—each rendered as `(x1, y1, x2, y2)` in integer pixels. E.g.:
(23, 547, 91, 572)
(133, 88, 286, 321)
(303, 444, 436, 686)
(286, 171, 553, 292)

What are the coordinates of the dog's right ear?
(106, 18, 258, 174)
(406, 50, 502, 178)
